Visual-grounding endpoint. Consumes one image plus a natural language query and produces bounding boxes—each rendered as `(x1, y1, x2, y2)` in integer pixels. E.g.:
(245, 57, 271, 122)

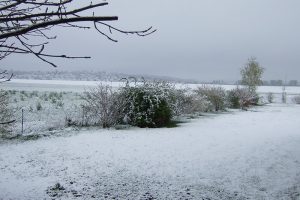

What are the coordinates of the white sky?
(2, 0, 300, 81)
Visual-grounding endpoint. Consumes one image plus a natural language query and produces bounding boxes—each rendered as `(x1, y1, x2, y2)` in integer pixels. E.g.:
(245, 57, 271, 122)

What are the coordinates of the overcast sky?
(2, 0, 300, 81)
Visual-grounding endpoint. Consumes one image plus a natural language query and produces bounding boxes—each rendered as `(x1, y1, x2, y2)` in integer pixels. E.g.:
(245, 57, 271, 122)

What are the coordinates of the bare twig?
(0, 0, 156, 67)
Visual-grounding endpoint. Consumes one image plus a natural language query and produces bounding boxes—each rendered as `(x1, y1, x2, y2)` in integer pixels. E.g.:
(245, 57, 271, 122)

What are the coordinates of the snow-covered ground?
(1, 103, 300, 199)
(2, 79, 300, 135)
(3, 79, 300, 94)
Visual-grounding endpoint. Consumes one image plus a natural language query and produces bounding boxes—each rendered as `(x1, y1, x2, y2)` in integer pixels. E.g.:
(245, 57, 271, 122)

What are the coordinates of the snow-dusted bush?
(82, 84, 121, 128)
(227, 88, 241, 109)
(195, 86, 226, 112)
(292, 95, 300, 104)
(0, 90, 13, 135)
(170, 88, 210, 115)
(119, 80, 173, 128)
(227, 87, 259, 109)
(168, 88, 192, 116)
(64, 104, 84, 127)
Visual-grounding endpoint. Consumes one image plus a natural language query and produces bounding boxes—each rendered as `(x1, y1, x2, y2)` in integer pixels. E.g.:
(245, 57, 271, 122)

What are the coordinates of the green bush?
(152, 100, 172, 127)
(227, 89, 242, 109)
(120, 81, 173, 128)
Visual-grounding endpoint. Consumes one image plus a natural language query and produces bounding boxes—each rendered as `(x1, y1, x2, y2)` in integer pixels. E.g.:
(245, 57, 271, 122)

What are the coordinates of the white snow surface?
(4, 79, 300, 94)
(2, 79, 122, 92)
(1, 104, 300, 200)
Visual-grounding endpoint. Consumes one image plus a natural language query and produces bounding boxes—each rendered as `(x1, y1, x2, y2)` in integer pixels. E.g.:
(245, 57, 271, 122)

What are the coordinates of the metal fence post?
(21, 108, 24, 134)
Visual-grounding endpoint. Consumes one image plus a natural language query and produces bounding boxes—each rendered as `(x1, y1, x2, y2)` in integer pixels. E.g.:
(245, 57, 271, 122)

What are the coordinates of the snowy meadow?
(2, 79, 300, 136)
(0, 79, 300, 199)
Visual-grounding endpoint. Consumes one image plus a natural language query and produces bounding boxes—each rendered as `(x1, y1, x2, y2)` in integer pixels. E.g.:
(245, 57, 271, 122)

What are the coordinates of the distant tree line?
(262, 80, 298, 86)
(10, 70, 199, 84)
(236, 79, 298, 86)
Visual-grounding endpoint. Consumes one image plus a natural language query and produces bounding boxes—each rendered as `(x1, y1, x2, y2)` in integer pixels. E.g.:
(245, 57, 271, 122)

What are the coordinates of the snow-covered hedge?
(81, 81, 180, 128)
(227, 87, 259, 109)
(2, 80, 271, 136)
(169, 88, 209, 115)
(195, 86, 227, 112)
(119, 81, 174, 128)
(81, 81, 266, 129)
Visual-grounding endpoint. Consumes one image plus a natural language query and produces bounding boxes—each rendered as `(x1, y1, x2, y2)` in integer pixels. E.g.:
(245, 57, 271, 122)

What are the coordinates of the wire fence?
(259, 92, 300, 104)
(2, 89, 300, 136)
(11, 107, 67, 135)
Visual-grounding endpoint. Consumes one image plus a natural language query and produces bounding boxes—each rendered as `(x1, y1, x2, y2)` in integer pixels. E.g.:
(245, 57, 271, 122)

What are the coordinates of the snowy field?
(1, 79, 300, 199)
(0, 104, 300, 199)
(3, 79, 300, 94)
(1, 79, 123, 92)
(2, 79, 300, 136)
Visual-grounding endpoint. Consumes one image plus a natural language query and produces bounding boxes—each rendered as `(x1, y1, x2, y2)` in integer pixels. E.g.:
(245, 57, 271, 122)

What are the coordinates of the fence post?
(21, 108, 24, 134)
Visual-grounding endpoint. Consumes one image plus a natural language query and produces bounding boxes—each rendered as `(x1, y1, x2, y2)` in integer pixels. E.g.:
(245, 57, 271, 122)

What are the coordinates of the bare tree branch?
(0, 0, 156, 67)
(0, 16, 119, 40)
(0, 69, 13, 83)
(0, 119, 15, 125)
(0, 3, 109, 22)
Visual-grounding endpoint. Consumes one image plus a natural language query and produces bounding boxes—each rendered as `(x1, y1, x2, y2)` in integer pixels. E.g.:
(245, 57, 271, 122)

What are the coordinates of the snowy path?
(1, 104, 300, 200)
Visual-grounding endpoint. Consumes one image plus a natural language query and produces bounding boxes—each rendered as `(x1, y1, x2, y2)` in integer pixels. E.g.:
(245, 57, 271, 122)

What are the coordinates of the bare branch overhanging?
(0, 0, 156, 67)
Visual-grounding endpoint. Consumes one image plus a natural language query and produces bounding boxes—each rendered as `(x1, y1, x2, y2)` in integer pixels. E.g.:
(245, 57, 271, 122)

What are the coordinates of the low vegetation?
(1, 79, 298, 138)
(0, 90, 13, 135)
(227, 87, 259, 109)
(196, 86, 226, 112)
(119, 81, 174, 128)
(82, 84, 121, 128)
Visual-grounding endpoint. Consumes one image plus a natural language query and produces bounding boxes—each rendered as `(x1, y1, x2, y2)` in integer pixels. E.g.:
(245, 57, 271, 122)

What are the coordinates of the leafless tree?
(0, 0, 156, 67)
(0, 0, 155, 126)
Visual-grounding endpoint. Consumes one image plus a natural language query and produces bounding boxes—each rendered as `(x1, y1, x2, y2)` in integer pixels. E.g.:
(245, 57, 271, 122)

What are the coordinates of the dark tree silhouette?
(0, 0, 156, 67)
